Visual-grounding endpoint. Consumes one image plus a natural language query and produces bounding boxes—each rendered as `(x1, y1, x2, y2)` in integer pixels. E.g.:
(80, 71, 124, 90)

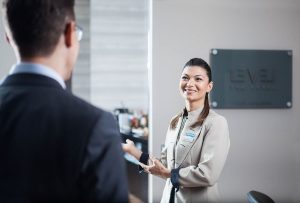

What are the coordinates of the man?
(0, 0, 129, 202)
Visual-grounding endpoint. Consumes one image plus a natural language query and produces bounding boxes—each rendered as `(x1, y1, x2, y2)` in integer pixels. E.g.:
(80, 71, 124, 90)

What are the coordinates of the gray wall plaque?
(210, 49, 292, 108)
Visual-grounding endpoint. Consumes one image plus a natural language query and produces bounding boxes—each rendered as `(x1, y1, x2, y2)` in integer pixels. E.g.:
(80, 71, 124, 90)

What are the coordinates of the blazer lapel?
(175, 124, 203, 167)
(167, 116, 182, 169)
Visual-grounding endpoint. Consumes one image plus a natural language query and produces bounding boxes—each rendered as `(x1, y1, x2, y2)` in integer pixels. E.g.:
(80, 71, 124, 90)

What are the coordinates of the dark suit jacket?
(0, 73, 129, 202)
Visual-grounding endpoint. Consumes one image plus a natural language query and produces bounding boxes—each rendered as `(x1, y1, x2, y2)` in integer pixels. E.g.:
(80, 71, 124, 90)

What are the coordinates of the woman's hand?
(122, 139, 142, 160)
(139, 156, 171, 179)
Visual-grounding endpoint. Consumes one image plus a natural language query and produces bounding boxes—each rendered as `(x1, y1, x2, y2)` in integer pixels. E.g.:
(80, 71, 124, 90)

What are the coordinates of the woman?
(123, 58, 230, 203)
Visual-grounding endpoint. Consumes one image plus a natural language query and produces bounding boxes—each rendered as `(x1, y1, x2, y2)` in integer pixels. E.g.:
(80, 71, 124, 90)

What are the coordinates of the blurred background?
(1, 0, 300, 202)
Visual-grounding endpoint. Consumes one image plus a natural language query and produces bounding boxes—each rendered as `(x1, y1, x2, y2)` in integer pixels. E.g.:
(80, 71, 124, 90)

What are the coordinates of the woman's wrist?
(163, 169, 171, 179)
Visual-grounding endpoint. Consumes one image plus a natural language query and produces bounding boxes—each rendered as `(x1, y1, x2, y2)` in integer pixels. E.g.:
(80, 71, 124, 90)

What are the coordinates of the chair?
(247, 190, 275, 203)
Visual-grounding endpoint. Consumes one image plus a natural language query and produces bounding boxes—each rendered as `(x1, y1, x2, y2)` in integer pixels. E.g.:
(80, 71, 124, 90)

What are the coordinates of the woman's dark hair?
(3, 0, 75, 57)
(170, 58, 212, 129)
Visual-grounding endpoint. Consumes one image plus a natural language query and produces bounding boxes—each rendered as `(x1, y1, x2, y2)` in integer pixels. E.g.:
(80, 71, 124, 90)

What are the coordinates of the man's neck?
(21, 56, 66, 80)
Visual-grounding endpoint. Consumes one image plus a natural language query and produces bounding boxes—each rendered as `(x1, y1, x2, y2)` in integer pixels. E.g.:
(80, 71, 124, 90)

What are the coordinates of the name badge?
(183, 130, 196, 142)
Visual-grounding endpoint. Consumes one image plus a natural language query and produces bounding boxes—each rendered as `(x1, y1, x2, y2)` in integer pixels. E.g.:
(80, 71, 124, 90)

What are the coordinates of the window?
(74, 0, 149, 113)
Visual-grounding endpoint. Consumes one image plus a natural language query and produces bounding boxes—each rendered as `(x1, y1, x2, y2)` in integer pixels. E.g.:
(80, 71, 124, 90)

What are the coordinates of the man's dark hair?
(2, 0, 75, 57)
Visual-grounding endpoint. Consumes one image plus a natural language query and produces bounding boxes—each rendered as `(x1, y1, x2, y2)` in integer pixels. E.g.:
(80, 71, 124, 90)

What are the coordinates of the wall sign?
(210, 49, 292, 108)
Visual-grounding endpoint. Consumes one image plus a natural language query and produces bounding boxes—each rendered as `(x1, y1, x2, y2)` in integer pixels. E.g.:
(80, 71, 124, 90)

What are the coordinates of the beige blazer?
(160, 109, 230, 203)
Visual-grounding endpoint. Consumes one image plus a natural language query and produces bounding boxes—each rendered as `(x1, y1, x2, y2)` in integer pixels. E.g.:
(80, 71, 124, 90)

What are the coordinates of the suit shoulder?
(204, 109, 228, 127)
(69, 93, 100, 111)
(60, 91, 113, 119)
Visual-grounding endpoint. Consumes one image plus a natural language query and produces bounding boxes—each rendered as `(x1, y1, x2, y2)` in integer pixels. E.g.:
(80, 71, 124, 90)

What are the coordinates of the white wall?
(151, 0, 300, 202)
(0, 6, 16, 79)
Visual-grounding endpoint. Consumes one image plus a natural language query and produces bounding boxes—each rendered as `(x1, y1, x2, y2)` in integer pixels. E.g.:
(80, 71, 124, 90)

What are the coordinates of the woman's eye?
(181, 76, 188, 80)
(195, 77, 202, 81)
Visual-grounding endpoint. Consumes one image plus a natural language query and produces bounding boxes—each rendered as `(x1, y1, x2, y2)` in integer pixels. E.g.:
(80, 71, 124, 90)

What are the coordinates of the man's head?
(2, 0, 79, 80)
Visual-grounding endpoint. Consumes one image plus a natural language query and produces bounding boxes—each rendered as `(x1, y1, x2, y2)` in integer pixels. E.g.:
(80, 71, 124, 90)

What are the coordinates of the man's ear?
(64, 22, 75, 48)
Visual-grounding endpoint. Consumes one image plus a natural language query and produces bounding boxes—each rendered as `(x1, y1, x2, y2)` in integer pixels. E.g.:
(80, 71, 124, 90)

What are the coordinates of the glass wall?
(74, 1, 150, 202)
(74, 0, 149, 113)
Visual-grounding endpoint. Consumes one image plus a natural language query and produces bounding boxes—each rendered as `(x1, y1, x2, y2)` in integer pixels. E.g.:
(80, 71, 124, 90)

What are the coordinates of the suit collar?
(1, 73, 65, 90)
(9, 62, 66, 89)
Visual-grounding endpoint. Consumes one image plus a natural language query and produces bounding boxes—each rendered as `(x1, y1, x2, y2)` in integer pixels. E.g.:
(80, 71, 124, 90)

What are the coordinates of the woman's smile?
(184, 88, 197, 94)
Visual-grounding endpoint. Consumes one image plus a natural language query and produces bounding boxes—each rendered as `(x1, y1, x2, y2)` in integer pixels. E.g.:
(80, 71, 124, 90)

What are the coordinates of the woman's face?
(179, 65, 213, 105)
